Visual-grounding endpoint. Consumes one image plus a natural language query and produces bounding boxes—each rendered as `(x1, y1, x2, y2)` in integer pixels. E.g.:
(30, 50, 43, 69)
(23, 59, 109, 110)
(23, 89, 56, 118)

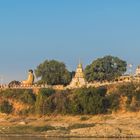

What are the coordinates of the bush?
(0, 100, 13, 114)
(68, 123, 95, 130)
(70, 87, 108, 115)
(20, 90, 36, 105)
(35, 89, 71, 115)
(0, 89, 36, 104)
(44, 92, 70, 114)
(39, 88, 55, 97)
(107, 93, 120, 112)
(109, 83, 140, 112)
(80, 116, 90, 121)
(35, 88, 55, 115)
(33, 126, 55, 132)
(8, 80, 21, 88)
(18, 107, 35, 116)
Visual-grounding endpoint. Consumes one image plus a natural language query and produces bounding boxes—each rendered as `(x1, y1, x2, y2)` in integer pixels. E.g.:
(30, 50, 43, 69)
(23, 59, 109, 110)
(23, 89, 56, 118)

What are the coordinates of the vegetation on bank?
(1, 83, 140, 115)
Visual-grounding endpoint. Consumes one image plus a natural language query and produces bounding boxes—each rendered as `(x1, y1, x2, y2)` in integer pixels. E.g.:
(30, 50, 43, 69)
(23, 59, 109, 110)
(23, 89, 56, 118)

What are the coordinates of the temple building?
(68, 63, 87, 88)
(117, 65, 140, 83)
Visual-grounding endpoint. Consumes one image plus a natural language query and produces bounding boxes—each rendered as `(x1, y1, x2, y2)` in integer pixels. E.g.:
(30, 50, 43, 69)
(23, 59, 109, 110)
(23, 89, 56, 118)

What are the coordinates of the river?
(0, 137, 95, 140)
(0, 137, 139, 140)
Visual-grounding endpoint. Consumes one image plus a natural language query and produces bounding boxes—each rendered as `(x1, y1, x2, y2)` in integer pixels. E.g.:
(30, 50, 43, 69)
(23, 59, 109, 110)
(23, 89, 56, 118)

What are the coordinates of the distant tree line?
(8, 55, 127, 86)
(34, 55, 127, 86)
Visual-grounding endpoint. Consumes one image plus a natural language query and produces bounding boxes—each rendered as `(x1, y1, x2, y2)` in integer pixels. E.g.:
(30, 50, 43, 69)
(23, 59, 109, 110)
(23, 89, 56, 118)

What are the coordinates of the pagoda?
(68, 62, 87, 88)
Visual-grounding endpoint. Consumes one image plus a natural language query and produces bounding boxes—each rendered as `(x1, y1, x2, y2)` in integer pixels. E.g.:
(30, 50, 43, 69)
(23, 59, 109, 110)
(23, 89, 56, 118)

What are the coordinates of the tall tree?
(85, 56, 127, 82)
(35, 60, 71, 85)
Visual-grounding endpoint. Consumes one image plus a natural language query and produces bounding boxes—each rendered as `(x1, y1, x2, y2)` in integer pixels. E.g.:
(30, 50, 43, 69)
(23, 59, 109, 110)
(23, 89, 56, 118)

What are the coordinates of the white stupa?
(68, 62, 87, 88)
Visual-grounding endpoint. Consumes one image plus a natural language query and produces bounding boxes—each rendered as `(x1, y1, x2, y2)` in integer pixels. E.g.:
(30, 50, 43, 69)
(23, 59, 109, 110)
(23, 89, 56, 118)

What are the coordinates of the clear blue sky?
(0, 0, 140, 83)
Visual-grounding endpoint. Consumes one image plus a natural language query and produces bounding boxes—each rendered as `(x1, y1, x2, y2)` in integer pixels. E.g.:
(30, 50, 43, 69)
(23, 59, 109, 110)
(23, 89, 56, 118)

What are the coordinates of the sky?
(0, 0, 140, 83)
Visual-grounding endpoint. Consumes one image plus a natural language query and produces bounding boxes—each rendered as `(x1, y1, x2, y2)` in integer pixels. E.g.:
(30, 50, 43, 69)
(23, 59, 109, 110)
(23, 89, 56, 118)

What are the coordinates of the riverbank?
(0, 112, 140, 138)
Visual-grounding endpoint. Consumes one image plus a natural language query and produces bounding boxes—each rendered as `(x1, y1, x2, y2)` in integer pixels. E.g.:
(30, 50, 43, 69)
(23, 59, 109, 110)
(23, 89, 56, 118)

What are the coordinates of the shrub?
(39, 88, 55, 97)
(117, 83, 136, 97)
(35, 90, 71, 115)
(44, 92, 70, 114)
(80, 116, 90, 121)
(112, 83, 140, 112)
(18, 107, 35, 116)
(68, 123, 95, 130)
(8, 80, 21, 88)
(107, 93, 120, 112)
(33, 126, 55, 132)
(0, 100, 13, 114)
(0, 89, 36, 104)
(70, 87, 108, 115)
(20, 90, 36, 105)
(35, 88, 55, 115)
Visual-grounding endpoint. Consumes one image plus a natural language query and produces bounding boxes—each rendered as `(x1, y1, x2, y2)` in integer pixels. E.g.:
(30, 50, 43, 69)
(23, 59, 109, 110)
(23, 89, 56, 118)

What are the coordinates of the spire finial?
(79, 58, 81, 65)
(78, 58, 82, 68)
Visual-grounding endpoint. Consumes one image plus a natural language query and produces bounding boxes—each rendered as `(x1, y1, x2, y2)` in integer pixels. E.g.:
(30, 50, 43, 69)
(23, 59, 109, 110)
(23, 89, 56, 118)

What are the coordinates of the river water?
(0, 137, 97, 140)
(0, 137, 138, 140)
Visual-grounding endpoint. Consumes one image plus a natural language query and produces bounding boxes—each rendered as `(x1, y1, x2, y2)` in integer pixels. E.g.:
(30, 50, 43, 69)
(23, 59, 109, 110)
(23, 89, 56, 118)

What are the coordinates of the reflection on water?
(0, 137, 139, 140)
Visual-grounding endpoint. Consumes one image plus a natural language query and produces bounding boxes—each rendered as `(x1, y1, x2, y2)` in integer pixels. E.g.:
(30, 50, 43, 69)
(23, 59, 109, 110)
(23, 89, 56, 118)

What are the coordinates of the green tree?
(35, 60, 71, 85)
(85, 55, 127, 82)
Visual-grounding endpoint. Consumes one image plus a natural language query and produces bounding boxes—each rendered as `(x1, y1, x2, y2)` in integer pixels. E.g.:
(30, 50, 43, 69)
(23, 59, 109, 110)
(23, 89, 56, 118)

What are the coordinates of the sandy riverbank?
(0, 112, 140, 138)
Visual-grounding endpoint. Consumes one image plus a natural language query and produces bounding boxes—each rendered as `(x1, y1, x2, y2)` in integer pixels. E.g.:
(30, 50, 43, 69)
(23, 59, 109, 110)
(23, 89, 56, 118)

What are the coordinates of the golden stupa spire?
(78, 58, 82, 68)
